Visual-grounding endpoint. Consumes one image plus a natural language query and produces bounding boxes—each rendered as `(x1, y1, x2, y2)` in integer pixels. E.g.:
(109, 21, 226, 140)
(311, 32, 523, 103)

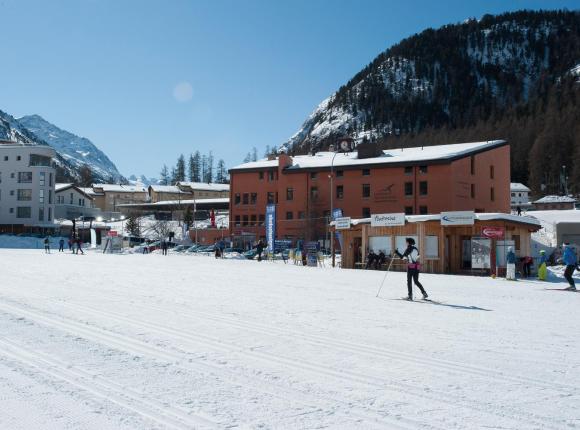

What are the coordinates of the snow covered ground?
(0, 249, 579, 429)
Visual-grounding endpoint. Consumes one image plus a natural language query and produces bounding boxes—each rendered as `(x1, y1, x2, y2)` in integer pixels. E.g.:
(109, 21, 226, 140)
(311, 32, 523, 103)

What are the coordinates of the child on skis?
(538, 250, 548, 281)
(394, 238, 428, 301)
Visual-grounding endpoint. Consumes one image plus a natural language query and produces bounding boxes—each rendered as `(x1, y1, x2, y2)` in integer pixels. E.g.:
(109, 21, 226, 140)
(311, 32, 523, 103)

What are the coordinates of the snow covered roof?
(55, 183, 73, 191)
(177, 182, 230, 192)
(148, 185, 191, 194)
(529, 209, 580, 226)
(341, 212, 541, 228)
(231, 140, 506, 171)
(510, 183, 531, 192)
(93, 184, 147, 193)
(117, 198, 229, 207)
(533, 195, 577, 204)
(78, 187, 101, 197)
(54, 183, 95, 199)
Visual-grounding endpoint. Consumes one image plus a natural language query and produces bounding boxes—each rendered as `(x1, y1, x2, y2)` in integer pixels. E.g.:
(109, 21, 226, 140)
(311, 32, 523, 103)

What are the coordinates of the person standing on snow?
(58, 238, 65, 252)
(538, 250, 548, 281)
(161, 239, 168, 256)
(256, 240, 264, 262)
(76, 238, 84, 255)
(561, 243, 577, 290)
(43, 237, 50, 254)
(394, 238, 428, 301)
(506, 247, 517, 280)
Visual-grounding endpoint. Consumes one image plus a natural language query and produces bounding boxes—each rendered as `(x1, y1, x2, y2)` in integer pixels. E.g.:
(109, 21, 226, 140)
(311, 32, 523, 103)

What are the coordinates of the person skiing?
(506, 247, 517, 280)
(58, 238, 65, 252)
(538, 250, 548, 281)
(394, 238, 428, 301)
(43, 237, 50, 254)
(256, 240, 264, 262)
(561, 243, 577, 290)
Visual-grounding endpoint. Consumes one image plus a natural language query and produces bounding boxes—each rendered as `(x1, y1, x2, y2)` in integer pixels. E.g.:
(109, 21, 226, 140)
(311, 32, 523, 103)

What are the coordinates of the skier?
(517, 206, 522, 216)
(506, 247, 517, 280)
(256, 240, 264, 262)
(58, 238, 65, 252)
(43, 237, 50, 254)
(161, 239, 168, 256)
(538, 250, 548, 281)
(394, 238, 428, 301)
(561, 243, 577, 290)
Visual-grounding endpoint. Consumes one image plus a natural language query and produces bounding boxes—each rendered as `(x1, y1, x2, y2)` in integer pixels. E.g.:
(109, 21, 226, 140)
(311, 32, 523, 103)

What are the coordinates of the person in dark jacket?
(161, 240, 168, 256)
(394, 238, 428, 301)
(58, 238, 65, 252)
(44, 237, 50, 254)
(76, 238, 84, 255)
(256, 240, 264, 262)
(562, 243, 577, 290)
(365, 250, 377, 269)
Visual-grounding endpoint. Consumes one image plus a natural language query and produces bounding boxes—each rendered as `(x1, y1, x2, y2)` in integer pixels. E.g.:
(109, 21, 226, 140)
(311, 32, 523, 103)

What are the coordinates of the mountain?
(127, 174, 161, 187)
(18, 114, 122, 182)
(283, 10, 580, 193)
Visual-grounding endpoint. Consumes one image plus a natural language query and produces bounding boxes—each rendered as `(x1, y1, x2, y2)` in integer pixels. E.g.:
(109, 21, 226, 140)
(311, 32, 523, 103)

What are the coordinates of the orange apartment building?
(229, 140, 510, 246)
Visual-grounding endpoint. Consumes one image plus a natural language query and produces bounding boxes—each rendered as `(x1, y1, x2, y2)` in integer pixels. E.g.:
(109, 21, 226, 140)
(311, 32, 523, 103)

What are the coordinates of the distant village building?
(176, 182, 230, 199)
(54, 183, 97, 219)
(0, 141, 57, 233)
(148, 185, 192, 203)
(91, 184, 148, 212)
(510, 183, 531, 210)
(532, 195, 577, 211)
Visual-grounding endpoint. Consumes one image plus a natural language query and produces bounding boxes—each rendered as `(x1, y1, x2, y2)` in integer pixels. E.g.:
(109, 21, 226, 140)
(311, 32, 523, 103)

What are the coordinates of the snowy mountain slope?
(19, 115, 121, 182)
(282, 10, 580, 153)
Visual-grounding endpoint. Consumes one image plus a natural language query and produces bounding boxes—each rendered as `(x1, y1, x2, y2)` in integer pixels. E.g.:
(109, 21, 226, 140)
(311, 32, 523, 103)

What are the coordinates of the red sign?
(107, 230, 118, 237)
(482, 226, 504, 239)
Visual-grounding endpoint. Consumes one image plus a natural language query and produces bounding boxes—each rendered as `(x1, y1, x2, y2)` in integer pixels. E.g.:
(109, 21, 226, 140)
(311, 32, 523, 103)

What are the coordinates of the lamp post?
(329, 151, 339, 268)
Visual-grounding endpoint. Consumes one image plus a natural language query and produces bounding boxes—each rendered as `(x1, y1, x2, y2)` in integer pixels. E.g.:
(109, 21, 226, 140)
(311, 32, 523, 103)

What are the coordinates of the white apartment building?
(510, 183, 531, 209)
(0, 141, 57, 231)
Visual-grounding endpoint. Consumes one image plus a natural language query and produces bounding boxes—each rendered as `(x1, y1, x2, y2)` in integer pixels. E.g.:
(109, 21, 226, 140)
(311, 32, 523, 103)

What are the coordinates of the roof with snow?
(55, 183, 73, 192)
(176, 182, 230, 192)
(533, 195, 577, 204)
(529, 209, 580, 226)
(231, 140, 507, 172)
(93, 184, 147, 193)
(510, 183, 531, 192)
(148, 185, 191, 194)
(54, 183, 95, 199)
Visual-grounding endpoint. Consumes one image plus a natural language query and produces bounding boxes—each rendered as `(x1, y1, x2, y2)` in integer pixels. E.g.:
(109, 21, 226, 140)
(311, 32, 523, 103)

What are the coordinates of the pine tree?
(243, 152, 251, 163)
(264, 145, 271, 157)
(206, 151, 214, 183)
(160, 165, 170, 186)
(216, 159, 228, 183)
(251, 147, 258, 162)
(191, 151, 201, 182)
(175, 154, 186, 183)
(188, 154, 195, 182)
(170, 166, 178, 185)
(125, 213, 141, 237)
(201, 155, 208, 183)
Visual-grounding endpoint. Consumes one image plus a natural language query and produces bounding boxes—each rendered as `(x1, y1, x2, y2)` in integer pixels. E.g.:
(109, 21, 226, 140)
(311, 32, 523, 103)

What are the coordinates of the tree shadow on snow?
(384, 298, 492, 311)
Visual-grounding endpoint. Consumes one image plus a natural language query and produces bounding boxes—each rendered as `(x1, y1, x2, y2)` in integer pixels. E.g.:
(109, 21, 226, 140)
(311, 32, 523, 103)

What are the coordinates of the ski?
(544, 288, 579, 292)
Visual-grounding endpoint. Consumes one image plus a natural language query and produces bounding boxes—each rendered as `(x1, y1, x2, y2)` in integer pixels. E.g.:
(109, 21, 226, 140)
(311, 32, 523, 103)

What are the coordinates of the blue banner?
(332, 208, 344, 250)
(266, 204, 276, 253)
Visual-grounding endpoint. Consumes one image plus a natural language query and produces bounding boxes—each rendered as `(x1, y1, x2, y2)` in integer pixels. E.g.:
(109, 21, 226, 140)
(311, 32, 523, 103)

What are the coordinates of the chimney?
(278, 153, 293, 169)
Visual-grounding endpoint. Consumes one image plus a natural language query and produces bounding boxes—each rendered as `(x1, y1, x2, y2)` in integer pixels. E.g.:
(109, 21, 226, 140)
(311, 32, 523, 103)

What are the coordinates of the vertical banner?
(332, 208, 343, 250)
(266, 204, 276, 253)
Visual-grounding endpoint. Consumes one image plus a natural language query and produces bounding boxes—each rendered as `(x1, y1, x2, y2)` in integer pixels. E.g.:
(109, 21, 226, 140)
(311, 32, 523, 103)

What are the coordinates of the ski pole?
(376, 255, 396, 298)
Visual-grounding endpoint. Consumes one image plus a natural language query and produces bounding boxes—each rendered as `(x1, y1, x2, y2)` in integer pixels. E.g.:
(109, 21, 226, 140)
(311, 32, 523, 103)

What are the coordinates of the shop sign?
(371, 213, 405, 227)
(335, 217, 351, 230)
(441, 211, 475, 226)
(482, 226, 505, 239)
(266, 204, 276, 252)
(107, 230, 118, 237)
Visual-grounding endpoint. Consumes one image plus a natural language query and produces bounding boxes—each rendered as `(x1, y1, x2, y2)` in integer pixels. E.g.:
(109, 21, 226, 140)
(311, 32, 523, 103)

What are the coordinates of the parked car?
(223, 247, 244, 254)
(243, 249, 257, 260)
(172, 244, 190, 252)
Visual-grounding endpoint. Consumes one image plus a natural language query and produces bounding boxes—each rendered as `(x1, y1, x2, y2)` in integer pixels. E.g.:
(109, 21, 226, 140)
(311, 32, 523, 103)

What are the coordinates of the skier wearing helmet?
(506, 246, 517, 280)
(538, 250, 548, 281)
(394, 237, 428, 301)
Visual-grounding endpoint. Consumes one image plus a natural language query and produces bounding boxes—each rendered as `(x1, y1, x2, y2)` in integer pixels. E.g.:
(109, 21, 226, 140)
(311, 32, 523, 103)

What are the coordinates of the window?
(336, 170, 344, 178)
(242, 215, 249, 226)
(250, 214, 257, 225)
(362, 168, 370, 176)
(250, 193, 257, 205)
(258, 172, 264, 180)
(17, 172, 32, 183)
(286, 188, 294, 201)
(419, 206, 428, 215)
(29, 154, 52, 167)
(362, 207, 370, 218)
(38, 207, 44, 222)
(404, 206, 413, 215)
(471, 184, 475, 198)
(286, 211, 293, 220)
(511, 192, 515, 197)
(298, 211, 305, 219)
(39, 189, 44, 204)
(16, 155, 21, 161)
(49, 173, 53, 186)
(310, 172, 317, 180)
(490, 165, 495, 179)
(419, 165, 428, 174)
(419, 181, 428, 196)
(404, 166, 413, 175)
(513, 235, 521, 251)
(490, 187, 495, 202)
(336, 185, 344, 199)
(48, 207, 52, 221)
(242, 193, 249, 205)
(69, 192, 74, 204)
(234, 193, 241, 205)
(396, 235, 418, 251)
(10, 172, 15, 179)
(425, 236, 439, 258)
(362, 184, 371, 198)
(369, 236, 392, 254)
(268, 171, 276, 181)
(404, 182, 413, 196)
(470, 156, 475, 175)
(17, 189, 32, 201)
(267, 192, 276, 204)
(3, 156, 7, 161)
(9, 208, 14, 213)
(10, 190, 14, 196)
(16, 206, 31, 218)
(310, 186, 318, 200)
(235, 216, 241, 226)
(39, 172, 45, 186)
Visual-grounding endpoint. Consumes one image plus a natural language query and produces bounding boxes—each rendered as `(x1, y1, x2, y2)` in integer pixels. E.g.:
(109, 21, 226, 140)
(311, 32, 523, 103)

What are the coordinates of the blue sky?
(1, 0, 577, 178)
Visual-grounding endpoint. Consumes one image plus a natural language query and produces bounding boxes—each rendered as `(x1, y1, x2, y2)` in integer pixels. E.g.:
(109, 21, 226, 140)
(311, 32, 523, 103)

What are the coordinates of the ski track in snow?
(0, 249, 579, 429)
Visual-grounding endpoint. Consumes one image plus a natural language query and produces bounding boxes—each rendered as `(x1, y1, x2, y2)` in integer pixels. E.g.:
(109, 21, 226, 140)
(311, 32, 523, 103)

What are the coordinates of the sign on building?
(482, 226, 505, 239)
(371, 213, 405, 227)
(471, 237, 492, 269)
(440, 211, 475, 226)
(335, 217, 351, 230)
(265, 204, 276, 253)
